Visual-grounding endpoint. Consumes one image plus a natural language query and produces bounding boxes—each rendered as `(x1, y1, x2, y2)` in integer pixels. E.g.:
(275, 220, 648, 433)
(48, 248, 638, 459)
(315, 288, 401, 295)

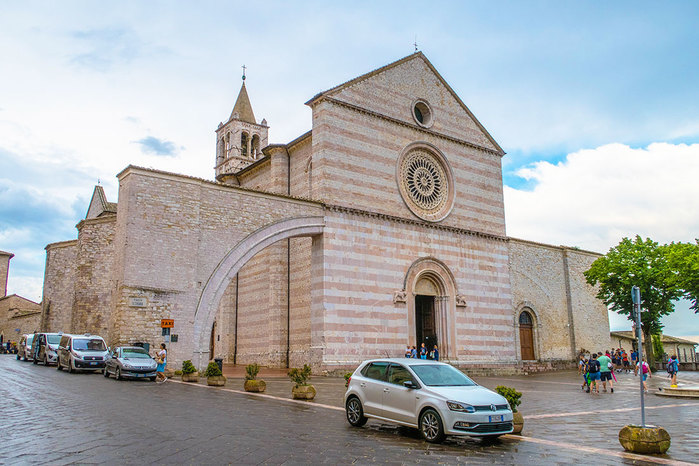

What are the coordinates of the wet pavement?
(1, 355, 698, 465)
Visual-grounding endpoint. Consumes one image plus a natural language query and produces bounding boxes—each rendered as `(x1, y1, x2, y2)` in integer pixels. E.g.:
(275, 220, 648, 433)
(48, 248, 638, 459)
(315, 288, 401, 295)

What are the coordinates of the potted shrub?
(244, 363, 266, 392)
(496, 385, 523, 434)
(181, 360, 199, 383)
(344, 371, 353, 388)
(204, 361, 226, 387)
(288, 364, 315, 400)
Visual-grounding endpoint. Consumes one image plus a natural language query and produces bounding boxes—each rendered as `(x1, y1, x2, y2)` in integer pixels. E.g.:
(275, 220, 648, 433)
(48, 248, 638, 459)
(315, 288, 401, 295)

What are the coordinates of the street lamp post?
(631, 285, 645, 427)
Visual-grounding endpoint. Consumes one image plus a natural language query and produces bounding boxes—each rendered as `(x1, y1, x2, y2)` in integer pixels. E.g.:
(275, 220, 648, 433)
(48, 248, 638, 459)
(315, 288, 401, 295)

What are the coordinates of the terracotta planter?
(182, 372, 199, 383)
(618, 425, 671, 454)
(244, 379, 266, 392)
(292, 384, 316, 400)
(512, 411, 524, 435)
(207, 375, 226, 387)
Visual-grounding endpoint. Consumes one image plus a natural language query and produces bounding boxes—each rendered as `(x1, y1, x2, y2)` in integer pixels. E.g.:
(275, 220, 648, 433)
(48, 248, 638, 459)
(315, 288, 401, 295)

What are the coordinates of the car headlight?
(122, 362, 133, 369)
(447, 401, 476, 413)
(71, 351, 83, 360)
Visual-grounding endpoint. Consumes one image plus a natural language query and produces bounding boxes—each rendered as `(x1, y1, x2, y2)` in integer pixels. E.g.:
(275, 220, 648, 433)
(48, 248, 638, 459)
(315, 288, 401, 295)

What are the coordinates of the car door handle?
(383, 388, 390, 392)
(360, 383, 366, 387)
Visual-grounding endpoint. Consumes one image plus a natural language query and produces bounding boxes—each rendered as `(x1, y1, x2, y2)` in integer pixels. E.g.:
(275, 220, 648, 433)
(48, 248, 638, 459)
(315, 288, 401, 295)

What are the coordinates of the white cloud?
(504, 142, 699, 254)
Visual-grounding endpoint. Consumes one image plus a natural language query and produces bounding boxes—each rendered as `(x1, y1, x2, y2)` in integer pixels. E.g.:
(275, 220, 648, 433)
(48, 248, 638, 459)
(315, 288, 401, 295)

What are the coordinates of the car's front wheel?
(115, 367, 122, 380)
(419, 408, 446, 443)
(56, 358, 62, 370)
(345, 396, 368, 427)
(103, 367, 110, 378)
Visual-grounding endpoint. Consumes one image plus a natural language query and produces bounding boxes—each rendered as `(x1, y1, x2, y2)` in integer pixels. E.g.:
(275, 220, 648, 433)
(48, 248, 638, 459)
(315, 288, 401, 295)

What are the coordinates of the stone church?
(40, 53, 611, 372)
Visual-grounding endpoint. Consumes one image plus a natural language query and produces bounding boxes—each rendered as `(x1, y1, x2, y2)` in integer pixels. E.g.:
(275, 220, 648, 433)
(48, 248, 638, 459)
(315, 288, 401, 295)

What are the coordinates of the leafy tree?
(584, 236, 683, 366)
(665, 240, 699, 313)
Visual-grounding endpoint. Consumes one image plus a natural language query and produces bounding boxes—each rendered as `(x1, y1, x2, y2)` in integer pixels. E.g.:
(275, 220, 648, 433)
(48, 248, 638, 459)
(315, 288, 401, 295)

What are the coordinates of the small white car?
(344, 359, 513, 443)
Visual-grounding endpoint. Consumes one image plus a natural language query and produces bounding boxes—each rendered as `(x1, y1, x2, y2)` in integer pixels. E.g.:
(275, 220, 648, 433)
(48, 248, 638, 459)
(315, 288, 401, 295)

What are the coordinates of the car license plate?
(489, 415, 503, 422)
(136, 373, 146, 377)
(90, 362, 97, 365)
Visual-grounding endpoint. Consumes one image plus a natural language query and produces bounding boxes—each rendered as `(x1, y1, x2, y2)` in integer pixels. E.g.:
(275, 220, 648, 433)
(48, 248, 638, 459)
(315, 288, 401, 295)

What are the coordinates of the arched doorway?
(519, 310, 535, 360)
(209, 321, 217, 358)
(415, 276, 438, 353)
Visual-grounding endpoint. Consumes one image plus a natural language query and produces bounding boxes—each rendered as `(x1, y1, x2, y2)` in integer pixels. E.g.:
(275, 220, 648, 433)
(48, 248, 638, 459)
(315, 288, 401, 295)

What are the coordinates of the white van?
(56, 334, 109, 373)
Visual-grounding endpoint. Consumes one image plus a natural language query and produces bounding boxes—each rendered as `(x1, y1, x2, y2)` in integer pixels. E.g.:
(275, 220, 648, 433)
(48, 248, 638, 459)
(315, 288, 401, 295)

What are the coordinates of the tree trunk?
(642, 329, 655, 369)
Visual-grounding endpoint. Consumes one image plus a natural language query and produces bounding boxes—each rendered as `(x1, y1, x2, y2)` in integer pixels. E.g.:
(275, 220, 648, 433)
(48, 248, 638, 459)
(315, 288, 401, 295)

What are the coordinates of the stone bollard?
(618, 425, 671, 454)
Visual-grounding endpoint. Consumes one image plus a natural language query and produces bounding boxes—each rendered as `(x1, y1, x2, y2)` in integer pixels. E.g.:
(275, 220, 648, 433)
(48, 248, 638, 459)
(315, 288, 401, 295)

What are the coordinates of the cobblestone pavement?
(1, 355, 698, 465)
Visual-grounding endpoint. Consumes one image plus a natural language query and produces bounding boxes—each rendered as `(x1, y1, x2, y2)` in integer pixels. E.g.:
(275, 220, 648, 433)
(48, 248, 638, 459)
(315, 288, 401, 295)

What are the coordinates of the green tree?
(584, 236, 683, 366)
(665, 240, 699, 313)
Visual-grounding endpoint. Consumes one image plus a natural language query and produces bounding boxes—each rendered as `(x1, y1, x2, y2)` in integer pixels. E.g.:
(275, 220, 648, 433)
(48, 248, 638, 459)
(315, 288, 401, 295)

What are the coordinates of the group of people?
(405, 342, 439, 360)
(579, 348, 682, 394)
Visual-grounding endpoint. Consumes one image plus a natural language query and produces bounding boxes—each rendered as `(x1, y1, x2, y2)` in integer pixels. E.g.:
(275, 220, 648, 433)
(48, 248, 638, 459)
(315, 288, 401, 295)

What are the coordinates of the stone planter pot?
(244, 379, 266, 393)
(182, 372, 199, 383)
(292, 384, 316, 400)
(512, 411, 524, 435)
(207, 375, 226, 387)
(618, 425, 671, 454)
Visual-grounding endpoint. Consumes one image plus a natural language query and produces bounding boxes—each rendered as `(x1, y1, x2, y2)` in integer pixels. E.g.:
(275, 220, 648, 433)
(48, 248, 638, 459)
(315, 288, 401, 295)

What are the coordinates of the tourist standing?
(631, 348, 638, 375)
(638, 359, 651, 392)
(419, 343, 427, 359)
(410, 345, 417, 358)
(432, 345, 439, 361)
(155, 343, 168, 383)
(405, 345, 411, 358)
(668, 355, 679, 387)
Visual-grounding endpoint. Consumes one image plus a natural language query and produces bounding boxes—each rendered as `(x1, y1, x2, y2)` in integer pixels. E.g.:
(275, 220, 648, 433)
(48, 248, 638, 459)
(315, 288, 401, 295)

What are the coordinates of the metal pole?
(632, 286, 645, 427)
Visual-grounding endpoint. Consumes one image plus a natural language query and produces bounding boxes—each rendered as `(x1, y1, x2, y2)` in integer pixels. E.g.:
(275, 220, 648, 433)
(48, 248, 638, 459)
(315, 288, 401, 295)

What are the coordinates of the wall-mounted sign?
(161, 319, 174, 328)
(129, 297, 147, 308)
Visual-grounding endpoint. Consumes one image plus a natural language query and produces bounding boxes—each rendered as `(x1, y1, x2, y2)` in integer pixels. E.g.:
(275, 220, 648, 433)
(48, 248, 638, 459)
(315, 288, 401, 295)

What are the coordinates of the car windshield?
(121, 348, 151, 359)
(47, 335, 62, 345)
(410, 364, 477, 387)
(72, 339, 106, 351)
(26, 336, 34, 345)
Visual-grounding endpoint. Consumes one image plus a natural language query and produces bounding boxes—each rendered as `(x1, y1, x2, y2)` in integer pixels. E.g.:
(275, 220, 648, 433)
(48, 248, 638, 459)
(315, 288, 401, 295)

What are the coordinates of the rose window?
(397, 147, 453, 222)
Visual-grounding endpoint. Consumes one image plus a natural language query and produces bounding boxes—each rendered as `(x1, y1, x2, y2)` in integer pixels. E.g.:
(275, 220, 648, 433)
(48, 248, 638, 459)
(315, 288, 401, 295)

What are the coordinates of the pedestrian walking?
(587, 353, 601, 394)
(155, 343, 168, 383)
(668, 355, 679, 387)
(419, 343, 427, 359)
(637, 359, 651, 392)
(631, 349, 638, 375)
(597, 351, 614, 393)
(410, 345, 417, 358)
(431, 345, 439, 361)
(580, 356, 591, 392)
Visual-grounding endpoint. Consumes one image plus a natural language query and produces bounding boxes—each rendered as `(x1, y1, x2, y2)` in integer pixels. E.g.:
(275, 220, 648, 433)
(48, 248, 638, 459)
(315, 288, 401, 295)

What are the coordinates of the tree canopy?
(583, 236, 684, 364)
(665, 240, 699, 313)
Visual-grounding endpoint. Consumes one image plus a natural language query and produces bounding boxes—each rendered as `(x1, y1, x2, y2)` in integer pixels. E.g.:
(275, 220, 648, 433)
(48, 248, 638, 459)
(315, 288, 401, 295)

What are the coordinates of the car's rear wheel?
(419, 408, 446, 443)
(56, 357, 62, 370)
(345, 396, 368, 427)
(115, 367, 122, 381)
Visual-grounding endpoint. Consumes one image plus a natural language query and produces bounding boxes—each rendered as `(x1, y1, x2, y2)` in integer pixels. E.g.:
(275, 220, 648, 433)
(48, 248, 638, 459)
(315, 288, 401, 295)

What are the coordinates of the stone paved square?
(2, 356, 698, 465)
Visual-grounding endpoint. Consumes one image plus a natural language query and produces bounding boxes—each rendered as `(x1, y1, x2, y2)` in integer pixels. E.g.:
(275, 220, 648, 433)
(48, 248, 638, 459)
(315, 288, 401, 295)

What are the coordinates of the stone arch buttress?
(192, 216, 324, 367)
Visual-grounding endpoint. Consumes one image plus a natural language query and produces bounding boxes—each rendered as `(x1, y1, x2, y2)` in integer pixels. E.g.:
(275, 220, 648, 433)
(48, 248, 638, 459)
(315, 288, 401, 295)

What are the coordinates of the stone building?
(0, 251, 41, 343)
(40, 53, 611, 372)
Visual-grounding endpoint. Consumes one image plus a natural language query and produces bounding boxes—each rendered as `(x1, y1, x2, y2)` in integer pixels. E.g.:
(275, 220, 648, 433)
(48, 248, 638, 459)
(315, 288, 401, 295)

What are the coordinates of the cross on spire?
(414, 35, 418, 52)
(242, 64, 246, 81)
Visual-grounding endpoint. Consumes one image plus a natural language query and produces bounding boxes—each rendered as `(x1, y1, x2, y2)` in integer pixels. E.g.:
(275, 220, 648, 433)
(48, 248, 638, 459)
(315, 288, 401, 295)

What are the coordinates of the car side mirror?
(403, 381, 418, 389)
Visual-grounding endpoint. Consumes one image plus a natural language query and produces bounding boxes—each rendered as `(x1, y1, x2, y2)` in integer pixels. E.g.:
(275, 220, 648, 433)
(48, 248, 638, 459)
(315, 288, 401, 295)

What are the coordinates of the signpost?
(631, 285, 645, 427)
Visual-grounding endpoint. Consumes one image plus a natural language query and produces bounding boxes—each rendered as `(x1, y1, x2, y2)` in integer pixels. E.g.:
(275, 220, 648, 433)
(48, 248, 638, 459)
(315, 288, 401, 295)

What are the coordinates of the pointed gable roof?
(85, 185, 117, 219)
(229, 82, 257, 124)
(306, 52, 504, 155)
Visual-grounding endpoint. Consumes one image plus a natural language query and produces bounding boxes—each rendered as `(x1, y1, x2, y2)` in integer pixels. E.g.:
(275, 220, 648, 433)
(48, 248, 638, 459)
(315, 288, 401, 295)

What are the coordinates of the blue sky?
(1, 1, 698, 337)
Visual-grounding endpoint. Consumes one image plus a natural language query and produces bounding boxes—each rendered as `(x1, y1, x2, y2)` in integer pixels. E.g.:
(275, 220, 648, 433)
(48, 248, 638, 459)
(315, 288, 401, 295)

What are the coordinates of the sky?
(1, 1, 698, 338)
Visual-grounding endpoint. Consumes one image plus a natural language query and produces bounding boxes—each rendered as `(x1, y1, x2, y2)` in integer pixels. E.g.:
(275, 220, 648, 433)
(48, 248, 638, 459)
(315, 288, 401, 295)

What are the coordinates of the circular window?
(397, 144, 454, 222)
(412, 99, 433, 128)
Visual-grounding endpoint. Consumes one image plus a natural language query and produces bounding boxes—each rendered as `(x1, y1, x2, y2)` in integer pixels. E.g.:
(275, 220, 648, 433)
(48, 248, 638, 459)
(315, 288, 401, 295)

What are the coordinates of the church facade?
(40, 53, 610, 372)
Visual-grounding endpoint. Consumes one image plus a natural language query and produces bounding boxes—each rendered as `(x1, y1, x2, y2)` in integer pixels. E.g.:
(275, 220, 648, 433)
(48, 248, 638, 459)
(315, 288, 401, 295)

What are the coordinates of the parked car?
(104, 346, 157, 381)
(30, 332, 63, 366)
(16, 334, 35, 361)
(56, 334, 109, 373)
(344, 359, 514, 443)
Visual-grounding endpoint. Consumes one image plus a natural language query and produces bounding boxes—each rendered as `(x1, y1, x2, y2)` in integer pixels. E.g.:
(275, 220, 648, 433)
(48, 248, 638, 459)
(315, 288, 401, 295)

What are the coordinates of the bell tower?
(215, 68, 269, 182)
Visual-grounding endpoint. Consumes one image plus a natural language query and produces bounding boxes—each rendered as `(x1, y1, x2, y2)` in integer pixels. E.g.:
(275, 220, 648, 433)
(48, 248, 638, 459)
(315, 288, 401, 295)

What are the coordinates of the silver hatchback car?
(344, 359, 513, 443)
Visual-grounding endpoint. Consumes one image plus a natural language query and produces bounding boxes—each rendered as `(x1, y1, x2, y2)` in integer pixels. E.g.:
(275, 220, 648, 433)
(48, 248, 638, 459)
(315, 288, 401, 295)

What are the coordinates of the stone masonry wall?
(72, 216, 116, 337)
(41, 240, 77, 332)
(318, 209, 514, 369)
(0, 296, 41, 340)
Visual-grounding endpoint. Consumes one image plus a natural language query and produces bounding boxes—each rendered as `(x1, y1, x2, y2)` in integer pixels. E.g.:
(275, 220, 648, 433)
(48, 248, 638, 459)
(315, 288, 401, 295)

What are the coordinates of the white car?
(344, 359, 514, 443)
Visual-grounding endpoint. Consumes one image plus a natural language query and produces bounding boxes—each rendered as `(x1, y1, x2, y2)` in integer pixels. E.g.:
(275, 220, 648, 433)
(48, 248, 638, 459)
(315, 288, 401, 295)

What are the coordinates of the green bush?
(174, 370, 183, 376)
(288, 364, 312, 387)
(181, 360, 197, 375)
(344, 371, 353, 387)
(245, 363, 260, 381)
(204, 361, 222, 377)
(495, 385, 522, 413)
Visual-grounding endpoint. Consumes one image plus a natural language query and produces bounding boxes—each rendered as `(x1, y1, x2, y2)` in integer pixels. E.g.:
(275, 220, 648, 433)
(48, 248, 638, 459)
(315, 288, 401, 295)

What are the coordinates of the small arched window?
(241, 132, 249, 157)
(519, 310, 533, 326)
